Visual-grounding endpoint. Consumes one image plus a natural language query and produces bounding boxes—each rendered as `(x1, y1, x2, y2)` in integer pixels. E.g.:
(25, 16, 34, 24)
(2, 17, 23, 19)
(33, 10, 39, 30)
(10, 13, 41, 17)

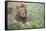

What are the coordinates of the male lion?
(15, 3, 27, 24)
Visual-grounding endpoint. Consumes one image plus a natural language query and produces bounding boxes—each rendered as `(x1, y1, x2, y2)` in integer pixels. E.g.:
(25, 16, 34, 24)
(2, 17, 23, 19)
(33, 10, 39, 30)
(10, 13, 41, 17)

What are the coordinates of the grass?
(8, 3, 44, 29)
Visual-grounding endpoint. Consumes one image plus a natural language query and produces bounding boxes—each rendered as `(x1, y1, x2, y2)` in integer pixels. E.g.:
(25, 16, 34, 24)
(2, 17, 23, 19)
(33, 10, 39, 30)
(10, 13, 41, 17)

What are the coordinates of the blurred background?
(7, 2, 45, 29)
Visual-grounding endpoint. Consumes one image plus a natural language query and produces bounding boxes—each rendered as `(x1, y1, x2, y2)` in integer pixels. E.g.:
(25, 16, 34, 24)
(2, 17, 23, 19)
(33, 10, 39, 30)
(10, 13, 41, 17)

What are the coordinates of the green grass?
(8, 3, 44, 29)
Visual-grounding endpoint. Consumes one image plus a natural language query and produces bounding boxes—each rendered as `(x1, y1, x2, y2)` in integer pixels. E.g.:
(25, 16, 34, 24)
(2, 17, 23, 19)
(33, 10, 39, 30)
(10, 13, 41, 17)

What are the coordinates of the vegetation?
(8, 3, 44, 29)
